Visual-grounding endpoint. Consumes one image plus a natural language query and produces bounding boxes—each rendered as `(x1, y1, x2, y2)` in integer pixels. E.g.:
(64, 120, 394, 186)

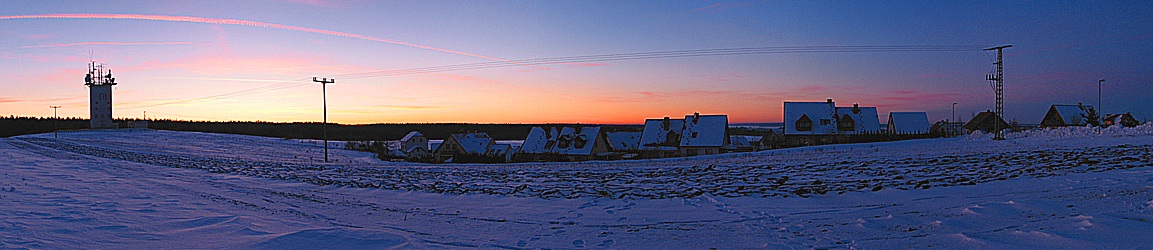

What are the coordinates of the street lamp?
(952, 102, 957, 137)
(1098, 79, 1104, 119)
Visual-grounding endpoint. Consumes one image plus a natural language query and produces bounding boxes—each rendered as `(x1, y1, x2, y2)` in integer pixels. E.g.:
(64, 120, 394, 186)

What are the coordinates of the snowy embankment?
(2, 124, 1152, 248)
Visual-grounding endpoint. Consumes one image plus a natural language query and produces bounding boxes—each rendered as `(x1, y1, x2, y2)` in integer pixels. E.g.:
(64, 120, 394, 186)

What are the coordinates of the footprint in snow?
(572, 239, 585, 248)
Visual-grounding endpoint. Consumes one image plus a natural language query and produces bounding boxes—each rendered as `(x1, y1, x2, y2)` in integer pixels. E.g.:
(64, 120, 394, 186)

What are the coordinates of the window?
(795, 115, 813, 132)
(820, 119, 831, 125)
(692, 132, 698, 138)
(838, 114, 855, 131)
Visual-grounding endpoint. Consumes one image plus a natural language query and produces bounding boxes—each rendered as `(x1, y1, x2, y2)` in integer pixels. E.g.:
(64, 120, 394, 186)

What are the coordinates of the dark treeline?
(0, 116, 91, 138)
(1, 116, 646, 140)
(150, 120, 643, 141)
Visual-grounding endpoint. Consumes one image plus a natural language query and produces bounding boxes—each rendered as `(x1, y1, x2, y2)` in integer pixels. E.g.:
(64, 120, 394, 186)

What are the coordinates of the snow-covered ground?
(2, 124, 1152, 248)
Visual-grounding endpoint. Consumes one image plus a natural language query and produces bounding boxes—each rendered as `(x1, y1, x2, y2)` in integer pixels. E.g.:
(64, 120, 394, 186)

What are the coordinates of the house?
(834, 104, 881, 134)
(962, 111, 1010, 134)
(517, 126, 610, 161)
(679, 113, 729, 156)
(887, 112, 930, 134)
(727, 135, 755, 152)
(519, 127, 557, 155)
(639, 117, 685, 158)
(433, 132, 494, 162)
(605, 131, 641, 153)
(485, 144, 516, 163)
(1040, 104, 1093, 127)
(784, 99, 837, 135)
(1103, 113, 1140, 128)
(550, 127, 610, 161)
(399, 131, 431, 160)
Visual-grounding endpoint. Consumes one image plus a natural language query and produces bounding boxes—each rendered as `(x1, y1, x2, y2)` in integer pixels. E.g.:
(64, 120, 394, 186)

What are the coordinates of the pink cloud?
(0, 14, 544, 69)
(285, 0, 339, 7)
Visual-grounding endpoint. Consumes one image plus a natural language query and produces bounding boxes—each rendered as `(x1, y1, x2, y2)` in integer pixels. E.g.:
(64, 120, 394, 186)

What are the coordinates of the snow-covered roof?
(728, 135, 751, 149)
(836, 106, 881, 134)
(784, 101, 837, 135)
(400, 131, 424, 142)
(640, 118, 685, 150)
(551, 127, 602, 156)
(888, 112, 930, 134)
(680, 114, 728, 147)
(519, 127, 555, 154)
(605, 131, 641, 151)
(1052, 105, 1090, 126)
(486, 144, 512, 157)
(450, 132, 493, 154)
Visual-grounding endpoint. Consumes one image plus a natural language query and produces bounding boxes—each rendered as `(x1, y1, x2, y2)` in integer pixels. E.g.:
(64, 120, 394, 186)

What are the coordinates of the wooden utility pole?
(313, 77, 335, 162)
(984, 45, 1011, 140)
(50, 106, 61, 139)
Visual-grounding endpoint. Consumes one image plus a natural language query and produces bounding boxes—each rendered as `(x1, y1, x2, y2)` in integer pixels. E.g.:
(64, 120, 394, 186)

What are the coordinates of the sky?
(2, 1, 1151, 125)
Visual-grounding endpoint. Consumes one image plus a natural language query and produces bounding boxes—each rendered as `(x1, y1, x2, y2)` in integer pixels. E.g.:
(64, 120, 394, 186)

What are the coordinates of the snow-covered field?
(2, 125, 1152, 248)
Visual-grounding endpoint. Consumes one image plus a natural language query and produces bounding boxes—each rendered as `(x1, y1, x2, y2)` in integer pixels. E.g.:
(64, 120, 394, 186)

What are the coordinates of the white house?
(679, 113, 729, 156)
(605, 131, 641, 152)
(550, 127, 609, 161)
(520, 127, 558, 154)
(433, 132, 494, 162)
(887, 112, 930, 134)
(399, 131, 431, 160)
(784, 100, 838, 135)
(1040, 104, 1093, 127)
(518, 126, 610, 161)
(835, 104, 881, 134)
(639, 117, 685, 158)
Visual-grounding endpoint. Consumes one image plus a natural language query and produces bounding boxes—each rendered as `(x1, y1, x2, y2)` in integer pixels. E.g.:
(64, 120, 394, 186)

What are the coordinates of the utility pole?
(313, 77, 335, 162)
(1098, 79, 1104, 119)
(50, 106, 61, 139)
(985, 45, 1011, 140)
(952, 102, 957, 137)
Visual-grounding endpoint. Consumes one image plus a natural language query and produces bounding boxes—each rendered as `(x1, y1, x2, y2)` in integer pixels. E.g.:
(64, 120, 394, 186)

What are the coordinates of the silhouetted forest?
(1, 116, 648, 140)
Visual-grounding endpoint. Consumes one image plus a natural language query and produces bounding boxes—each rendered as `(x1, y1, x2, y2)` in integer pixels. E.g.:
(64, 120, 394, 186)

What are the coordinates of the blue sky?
(2, 1, 1150, 124)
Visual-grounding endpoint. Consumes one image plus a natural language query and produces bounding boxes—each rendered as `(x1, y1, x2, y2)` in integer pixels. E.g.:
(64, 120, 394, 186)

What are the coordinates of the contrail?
(21, 41, 209, 48)
(1, 14, 542, 69)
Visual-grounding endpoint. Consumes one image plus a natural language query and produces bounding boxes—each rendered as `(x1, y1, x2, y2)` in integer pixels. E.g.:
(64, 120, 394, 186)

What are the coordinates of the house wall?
(89, 85, 115, 129)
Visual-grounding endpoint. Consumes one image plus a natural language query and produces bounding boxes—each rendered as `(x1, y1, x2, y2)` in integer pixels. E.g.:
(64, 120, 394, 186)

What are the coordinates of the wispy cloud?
(0, 14, 544, 69)
(21, 41, 211, 49)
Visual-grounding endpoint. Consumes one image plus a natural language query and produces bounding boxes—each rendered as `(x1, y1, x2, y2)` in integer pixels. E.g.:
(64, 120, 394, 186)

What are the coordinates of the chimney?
(693, 112, 700, 123)
(662, 116, 670, 130)
(853, 103, 860, 113)
(827, 98, 833, 103)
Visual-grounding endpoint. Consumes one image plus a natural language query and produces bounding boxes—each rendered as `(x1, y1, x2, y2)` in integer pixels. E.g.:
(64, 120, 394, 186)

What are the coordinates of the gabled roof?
(680, 114, 728, 147)
(1052, 104, 1090, 126)
(640, 118, 685, 150)
(835, 106, 881, 133)
(888, 112, 930, 134)
(963, 111, 1009, 132)
(728, 135, 751, 149)
(486, 144, 512, 157)
(520, 127, 555, 154)
(551, 127, 602, 156)
(400, 131, 424, 142)
(450, 132, 492, 154)
(605, 131, 641, 151)
(784, 101, 837, 135)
